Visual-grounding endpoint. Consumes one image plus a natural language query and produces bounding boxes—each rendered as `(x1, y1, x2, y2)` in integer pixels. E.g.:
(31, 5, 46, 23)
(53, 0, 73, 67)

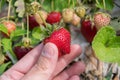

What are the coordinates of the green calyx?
(32, 24, 61, 42)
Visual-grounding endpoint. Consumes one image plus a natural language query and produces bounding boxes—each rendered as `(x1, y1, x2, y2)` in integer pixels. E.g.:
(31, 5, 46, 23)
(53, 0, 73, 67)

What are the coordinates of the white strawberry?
(62, 8, 74, 23)
(94, 12, 111, 30)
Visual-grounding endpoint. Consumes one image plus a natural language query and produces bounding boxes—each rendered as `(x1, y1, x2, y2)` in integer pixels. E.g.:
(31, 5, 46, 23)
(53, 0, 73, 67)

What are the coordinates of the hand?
(0, 42, 85, 80)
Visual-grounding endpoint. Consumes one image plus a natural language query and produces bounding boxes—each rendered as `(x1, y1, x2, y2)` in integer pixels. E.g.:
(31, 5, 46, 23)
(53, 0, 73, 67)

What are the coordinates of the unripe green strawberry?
(94, 12, 111, 30)
(34, 10, 48, 25)
(62, 8, 74, 23)
(71, 13, 81, 26)
(75, 6, 86, 18)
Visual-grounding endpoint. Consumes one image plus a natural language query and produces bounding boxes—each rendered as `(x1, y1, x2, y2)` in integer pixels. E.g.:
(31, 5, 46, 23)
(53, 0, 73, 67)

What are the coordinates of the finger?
(0, 43, 44, 80)
(52, 44, 82, 77)
(68, 75, 80, 80)
(21, 42, 58, 80)
(53, 62, 85, 80)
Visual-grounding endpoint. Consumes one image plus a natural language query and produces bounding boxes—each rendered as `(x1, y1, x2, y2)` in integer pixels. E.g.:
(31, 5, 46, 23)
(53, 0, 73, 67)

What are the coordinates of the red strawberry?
(94, 12, 111, 30)
(14, 46, 33, 60)
(81, 19, 97, 43)
(46, 11, 61, 24)
(2, 21, 16, 36)
(44, 28, 71, 57)
(29, 15, 39, 30)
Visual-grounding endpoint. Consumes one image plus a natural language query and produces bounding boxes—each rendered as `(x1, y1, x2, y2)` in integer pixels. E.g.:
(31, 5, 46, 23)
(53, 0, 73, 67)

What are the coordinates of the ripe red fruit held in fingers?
(29, 15, 39, 30)
(81, 19, 97, 43)
(44, 28, 71, 57)
(94, 12, 111, 30)
(46, 11, 61, 24)
(14, 46, 33, 60)
(2, 21, 16, 36)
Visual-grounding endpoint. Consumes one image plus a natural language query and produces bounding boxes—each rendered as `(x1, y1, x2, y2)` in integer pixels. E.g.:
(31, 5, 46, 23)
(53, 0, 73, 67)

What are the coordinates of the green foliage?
(32, 27, 45, 41)
(0, 24, 8, 35)
(95, 0, 114, 10)
(0, 0, 6, 12)
(92, 26, 120, 65)
(42, 0, 77, 12)
(0, 62, 11, 75)
(10, 28, 26, 39)
(2, 38, 18, 64)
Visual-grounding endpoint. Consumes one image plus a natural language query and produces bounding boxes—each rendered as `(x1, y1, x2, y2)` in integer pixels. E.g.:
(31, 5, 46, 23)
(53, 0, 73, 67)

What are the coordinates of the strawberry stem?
(72, 0, 75, 8)
(103, 0, 106, 10)
(68, 0, 71, 8)
(38, 11, 47, 26)
(51, 0, 54, 11)
(26, 13, 29, 38)
(0, 16, 14, 22)
(7, 0, 12, 21)
(22, 22, 25, 38)
(96, 0, 100, 5)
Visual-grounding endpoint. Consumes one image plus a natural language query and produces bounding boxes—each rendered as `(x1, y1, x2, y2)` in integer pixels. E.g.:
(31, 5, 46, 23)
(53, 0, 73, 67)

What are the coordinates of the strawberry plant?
(92, 26, 120, 64)
(0, 0, 120, 79)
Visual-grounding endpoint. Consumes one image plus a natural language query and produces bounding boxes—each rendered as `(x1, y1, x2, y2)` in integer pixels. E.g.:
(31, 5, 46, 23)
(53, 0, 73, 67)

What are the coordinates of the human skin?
(0, 42, 85, 80)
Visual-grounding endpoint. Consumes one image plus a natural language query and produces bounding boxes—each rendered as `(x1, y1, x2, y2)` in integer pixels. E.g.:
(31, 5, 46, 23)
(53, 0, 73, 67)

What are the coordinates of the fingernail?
(41, 43, 58, 58)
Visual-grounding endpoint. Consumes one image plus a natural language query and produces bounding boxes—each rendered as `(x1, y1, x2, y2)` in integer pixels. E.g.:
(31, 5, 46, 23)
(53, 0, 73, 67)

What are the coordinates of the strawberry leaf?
(0, 62, 11, 75)
(0, 24, 8, 35)
(95, 0, 114, 10)
(10, 28, 26, 39)
(92, 26, 120, 65)
(32, 27, 45, 41)
(0, 51, 5, 65)
(2, 38, 17, 64)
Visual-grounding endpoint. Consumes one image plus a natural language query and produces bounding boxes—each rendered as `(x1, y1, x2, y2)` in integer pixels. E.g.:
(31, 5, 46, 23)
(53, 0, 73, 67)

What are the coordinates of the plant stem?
(38, 11, 47, 26)
(96, 0, 100, 5)
(68, 0, 71, 8)
(51, 0, 54, 11)
(22, 22, 25, 38)
(103, 0, 106, 10)
(26, 13, 29, 38)
(82, 0, 87, 4)
(72, 0, 75, 8)
(7, 0, 12, 21)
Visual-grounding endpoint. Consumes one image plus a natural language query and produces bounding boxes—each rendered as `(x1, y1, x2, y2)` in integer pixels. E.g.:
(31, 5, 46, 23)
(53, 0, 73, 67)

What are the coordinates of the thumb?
(21, 42, 58, 80)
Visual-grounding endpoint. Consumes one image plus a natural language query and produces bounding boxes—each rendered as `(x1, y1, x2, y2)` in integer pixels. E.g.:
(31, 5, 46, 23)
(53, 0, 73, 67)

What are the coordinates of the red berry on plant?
(46, 11, 61, 24)
(29, 15, 39, 30)
(81, 19, 97, 42)
(44, 28, 71, 57)
(14, 46, 33, 60)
